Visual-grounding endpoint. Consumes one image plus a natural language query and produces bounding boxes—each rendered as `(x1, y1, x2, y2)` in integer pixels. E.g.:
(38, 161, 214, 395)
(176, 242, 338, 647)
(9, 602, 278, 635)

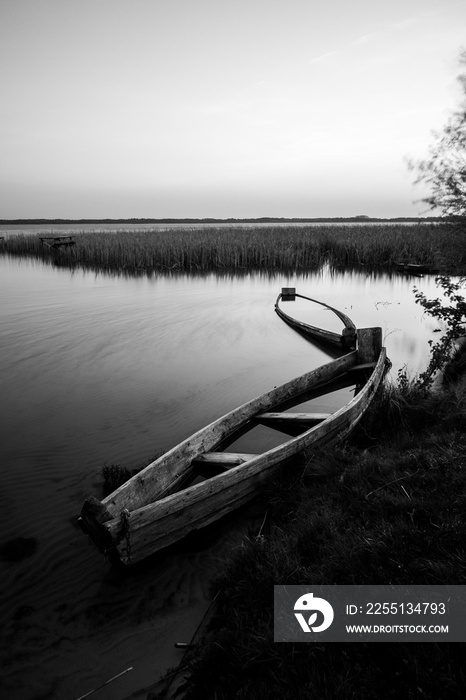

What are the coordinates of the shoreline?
(175, 347, 466, 699)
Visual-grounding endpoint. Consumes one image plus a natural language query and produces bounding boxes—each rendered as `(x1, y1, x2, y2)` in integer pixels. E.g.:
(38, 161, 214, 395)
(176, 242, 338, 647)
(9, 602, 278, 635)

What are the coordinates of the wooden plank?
(193, 452, 257, 466)
(79, 496, 115, 551)
(295, 293, 356, 330)
(347, 362, 376, 372)
(276, 309, 344, 347)
(255, 411, 331, 435)
(357, 328, 382, 364)
(256, 412, 331, 423)
(260, 369, 364, 415)
(40, 235, 74, 240)
(281, 287, 296, 301)
(193, 452, 257, 478)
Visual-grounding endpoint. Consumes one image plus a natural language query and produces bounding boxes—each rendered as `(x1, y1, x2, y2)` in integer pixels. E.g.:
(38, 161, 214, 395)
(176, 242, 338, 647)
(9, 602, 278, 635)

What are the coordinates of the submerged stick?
(75, 667, 133, 700)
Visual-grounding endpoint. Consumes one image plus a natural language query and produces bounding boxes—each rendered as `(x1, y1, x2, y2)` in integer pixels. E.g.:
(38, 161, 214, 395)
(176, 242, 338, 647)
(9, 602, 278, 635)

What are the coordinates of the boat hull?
(275, 291, 357, 350)
(80, 330, 386, 566)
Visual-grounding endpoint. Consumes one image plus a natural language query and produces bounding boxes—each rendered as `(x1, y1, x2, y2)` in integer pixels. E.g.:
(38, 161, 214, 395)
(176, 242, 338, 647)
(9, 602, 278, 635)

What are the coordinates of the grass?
(101, 464, 137, 497)
(100, 450, 164, 496)
(175, 370, 466, 700)
(2, 223, 464, 275)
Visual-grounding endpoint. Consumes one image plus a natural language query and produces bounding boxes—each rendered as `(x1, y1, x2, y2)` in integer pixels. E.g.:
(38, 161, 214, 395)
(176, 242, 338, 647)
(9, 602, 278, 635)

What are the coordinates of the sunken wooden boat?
(395, 262, 439, 275)
(80, 300, 387, 567)
(275, 288, 357, 350)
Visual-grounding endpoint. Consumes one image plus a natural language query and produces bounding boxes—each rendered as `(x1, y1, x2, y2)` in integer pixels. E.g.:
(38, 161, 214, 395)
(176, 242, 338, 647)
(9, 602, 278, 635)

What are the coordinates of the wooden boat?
(395, 262, 439, 275)
(275, 288, 356, 350)
(79, 296, 387, 567)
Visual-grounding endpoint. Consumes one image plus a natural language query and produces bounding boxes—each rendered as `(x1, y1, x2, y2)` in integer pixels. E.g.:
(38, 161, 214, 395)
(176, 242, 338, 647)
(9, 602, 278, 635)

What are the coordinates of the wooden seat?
(347, 362, 376, 372)
(192, 452, 257, 478)
(255, 412, 332, 436)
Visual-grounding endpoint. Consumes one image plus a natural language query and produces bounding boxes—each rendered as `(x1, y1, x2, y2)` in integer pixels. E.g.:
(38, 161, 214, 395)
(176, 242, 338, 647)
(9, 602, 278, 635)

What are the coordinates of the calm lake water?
(0, 220, 422, 237)
(0, 250, 442, 699)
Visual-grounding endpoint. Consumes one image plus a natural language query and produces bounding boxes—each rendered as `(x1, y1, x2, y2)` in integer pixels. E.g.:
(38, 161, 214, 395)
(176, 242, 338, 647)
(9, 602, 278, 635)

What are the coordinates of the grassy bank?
(175, 372, 466, 699)
(2, 223, 464, 275)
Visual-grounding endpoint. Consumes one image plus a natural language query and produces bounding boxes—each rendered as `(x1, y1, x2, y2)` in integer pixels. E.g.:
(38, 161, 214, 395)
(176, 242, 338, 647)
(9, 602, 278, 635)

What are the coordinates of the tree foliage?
(409, 50, 466, 222)
(404, 51, 466, 391)
(414, 276, 466, 388)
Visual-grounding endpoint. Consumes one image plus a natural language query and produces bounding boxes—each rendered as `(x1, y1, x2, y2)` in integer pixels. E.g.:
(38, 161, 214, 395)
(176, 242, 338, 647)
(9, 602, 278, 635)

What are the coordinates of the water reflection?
(0, 255, 445, 698)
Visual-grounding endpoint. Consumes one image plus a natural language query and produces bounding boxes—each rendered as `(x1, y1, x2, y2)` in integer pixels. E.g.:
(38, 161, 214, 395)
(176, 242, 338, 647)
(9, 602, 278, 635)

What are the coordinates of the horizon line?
(0, 215, 443, 224)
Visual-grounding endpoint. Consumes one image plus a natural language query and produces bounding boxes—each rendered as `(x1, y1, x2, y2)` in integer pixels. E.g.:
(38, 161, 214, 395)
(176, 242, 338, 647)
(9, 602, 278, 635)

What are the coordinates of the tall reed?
(1, 223, 461, 275)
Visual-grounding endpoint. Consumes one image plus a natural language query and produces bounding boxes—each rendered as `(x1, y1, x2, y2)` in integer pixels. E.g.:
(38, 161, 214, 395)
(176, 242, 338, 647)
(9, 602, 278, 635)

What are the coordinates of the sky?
(1, 0, 465, 220)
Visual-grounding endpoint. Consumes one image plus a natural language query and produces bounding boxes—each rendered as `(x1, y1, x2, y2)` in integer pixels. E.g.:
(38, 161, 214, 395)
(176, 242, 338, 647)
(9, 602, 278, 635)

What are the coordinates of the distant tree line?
(0, 216, 443, 225)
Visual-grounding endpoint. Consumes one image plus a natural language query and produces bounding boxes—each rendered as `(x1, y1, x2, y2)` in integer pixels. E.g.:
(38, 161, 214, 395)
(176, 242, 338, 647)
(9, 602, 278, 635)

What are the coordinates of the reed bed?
(2, 223, 460, 275)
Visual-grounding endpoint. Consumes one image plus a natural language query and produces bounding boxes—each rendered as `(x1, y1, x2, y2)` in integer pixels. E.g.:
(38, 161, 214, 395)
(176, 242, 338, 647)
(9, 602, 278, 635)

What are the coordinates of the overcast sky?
(1, 0, 465, 219)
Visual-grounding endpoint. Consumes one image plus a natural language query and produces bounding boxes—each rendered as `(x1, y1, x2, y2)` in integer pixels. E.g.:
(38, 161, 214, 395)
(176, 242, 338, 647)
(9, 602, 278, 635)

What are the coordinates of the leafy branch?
(413, 276, 466, 388)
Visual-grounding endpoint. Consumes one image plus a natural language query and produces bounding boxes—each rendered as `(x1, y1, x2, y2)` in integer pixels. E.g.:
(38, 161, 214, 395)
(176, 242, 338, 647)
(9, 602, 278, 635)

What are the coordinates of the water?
(0, 254, 442, 699)
(0, 219, 424, 237)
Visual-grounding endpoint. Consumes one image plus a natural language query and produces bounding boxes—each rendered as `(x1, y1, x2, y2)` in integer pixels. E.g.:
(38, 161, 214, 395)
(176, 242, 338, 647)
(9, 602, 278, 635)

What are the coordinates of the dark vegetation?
(101, 451, 164, 496)
(101, 464, 136, 497)
(2, 222, 465, 275)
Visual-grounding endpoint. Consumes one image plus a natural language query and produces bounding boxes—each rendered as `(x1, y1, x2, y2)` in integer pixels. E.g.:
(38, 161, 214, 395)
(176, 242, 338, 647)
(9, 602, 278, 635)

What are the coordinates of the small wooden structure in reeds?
(39, 235, 76, 249)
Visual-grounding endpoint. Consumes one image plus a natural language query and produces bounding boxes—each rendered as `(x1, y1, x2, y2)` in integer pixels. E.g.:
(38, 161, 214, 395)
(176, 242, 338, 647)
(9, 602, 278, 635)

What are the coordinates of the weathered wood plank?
(193, 452, 258, 478)
(357, 328, 383, 364)
(256, 412, 331, 424)
(39, 235, 75, 240)
(347, 362, 376, 372)
(79, 497, 115, 551)
(294, 293, 356, 331)
(275, 309, 344, 347)
(281, 287, 296, 301)
(255, 411, 332, 436)
(193, 452, 257, 466)
(40, 235, 76, 249)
